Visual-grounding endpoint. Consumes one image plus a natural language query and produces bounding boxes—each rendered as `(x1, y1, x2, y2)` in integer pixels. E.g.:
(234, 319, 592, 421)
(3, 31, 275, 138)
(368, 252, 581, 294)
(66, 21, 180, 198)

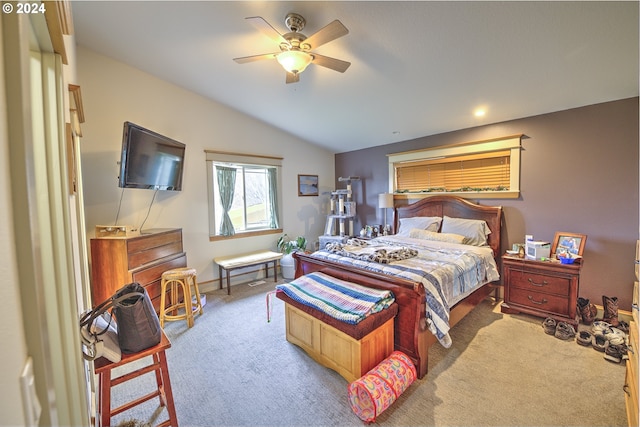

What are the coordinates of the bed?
(293, 195, 503, 379)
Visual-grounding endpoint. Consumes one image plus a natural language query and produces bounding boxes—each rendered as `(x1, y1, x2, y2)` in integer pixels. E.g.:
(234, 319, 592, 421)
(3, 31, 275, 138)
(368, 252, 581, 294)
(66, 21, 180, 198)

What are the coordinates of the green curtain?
(216, 166, 236, 236)
(268, 167, 280, 229)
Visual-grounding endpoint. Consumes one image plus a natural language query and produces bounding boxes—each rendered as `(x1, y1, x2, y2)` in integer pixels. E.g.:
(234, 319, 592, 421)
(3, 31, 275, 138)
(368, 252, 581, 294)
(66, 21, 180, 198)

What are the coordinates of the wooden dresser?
(500, 254, 582, 328)
(90, 228, 186, 311)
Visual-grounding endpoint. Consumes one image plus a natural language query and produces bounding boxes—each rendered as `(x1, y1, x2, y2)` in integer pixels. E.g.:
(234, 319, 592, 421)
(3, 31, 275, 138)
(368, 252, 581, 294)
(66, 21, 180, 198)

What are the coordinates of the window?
(388, 135, 522, 199)
(206, 151, 283, 240)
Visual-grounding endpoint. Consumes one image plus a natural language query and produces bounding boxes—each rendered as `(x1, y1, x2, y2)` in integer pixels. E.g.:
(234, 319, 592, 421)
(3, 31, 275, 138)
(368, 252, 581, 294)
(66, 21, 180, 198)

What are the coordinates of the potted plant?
(277, 234, 307, 279)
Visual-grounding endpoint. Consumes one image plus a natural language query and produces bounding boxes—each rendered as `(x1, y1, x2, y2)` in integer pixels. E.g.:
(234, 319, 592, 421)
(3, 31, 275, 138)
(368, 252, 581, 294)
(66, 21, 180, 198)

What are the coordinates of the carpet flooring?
(108, 281, 628, 427)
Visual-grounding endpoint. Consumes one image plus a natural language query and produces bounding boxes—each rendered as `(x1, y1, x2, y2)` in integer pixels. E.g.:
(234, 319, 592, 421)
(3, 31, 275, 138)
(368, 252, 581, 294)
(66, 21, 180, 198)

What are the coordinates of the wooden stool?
(159, 267, 203, 328)
(94, 330, 178, 427)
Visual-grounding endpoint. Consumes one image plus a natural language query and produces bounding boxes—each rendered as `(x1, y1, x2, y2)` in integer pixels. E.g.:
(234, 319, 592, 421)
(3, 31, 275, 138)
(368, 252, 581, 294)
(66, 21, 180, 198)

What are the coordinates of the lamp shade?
(378, 193, 394, 209)
(277, 50, 313, 74)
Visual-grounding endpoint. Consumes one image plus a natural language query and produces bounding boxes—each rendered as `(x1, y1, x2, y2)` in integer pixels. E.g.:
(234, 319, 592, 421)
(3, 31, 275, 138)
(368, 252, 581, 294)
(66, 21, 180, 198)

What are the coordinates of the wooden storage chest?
(283, 302, 395, 383)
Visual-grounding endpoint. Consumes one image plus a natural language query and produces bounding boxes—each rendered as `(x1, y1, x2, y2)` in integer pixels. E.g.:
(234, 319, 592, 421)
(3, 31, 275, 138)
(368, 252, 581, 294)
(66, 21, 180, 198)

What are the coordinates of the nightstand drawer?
(508, 287, 571, 316)
(508, 269, 570, 296)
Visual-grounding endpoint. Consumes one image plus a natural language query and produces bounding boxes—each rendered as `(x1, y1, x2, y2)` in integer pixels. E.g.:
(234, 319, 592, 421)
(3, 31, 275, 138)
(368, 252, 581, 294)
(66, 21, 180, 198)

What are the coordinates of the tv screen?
(118, 122, 185, 191)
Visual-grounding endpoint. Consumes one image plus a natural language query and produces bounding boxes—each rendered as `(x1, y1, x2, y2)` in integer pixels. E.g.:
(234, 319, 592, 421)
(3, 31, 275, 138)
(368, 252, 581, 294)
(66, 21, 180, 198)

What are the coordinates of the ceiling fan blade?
(311, 54, 351, 73)
(303, 20, 348, 49)
(286, 72, 300, 84)
(246, 16, 287, 46)
(233, 53, 279, 64)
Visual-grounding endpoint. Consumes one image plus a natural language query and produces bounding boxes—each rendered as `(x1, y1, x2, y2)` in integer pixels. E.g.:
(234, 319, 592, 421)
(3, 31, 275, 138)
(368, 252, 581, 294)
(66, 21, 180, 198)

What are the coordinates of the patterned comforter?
(310, 236, 500, 347)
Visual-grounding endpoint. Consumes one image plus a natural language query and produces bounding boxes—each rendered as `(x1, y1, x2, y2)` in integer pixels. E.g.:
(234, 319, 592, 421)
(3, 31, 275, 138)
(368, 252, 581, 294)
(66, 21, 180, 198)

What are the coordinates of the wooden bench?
(214, 250, 283, 294)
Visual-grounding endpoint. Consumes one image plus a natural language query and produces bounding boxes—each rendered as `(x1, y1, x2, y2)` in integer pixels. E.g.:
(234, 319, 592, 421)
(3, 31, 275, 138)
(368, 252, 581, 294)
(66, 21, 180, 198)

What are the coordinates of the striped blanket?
(310, 236, 499, 347)
(276, 272, 395, 325)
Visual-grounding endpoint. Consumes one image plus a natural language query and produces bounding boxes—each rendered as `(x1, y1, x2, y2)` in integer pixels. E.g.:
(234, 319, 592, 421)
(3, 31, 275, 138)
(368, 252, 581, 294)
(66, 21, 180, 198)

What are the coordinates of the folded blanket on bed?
(276, 272, 395, 325)
(325, 240, 418, 264)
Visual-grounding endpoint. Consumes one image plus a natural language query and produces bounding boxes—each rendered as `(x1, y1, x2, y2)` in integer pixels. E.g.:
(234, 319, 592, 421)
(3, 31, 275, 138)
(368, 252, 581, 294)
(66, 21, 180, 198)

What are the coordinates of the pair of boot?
(601, 295, 629, 333)
(577, 297, 597, 325)
(577, 296, 629, 333)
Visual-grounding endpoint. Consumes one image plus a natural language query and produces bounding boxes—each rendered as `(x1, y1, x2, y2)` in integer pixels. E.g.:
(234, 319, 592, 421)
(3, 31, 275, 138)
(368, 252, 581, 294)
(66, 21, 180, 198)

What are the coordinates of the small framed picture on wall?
(298, 174, 319, 196)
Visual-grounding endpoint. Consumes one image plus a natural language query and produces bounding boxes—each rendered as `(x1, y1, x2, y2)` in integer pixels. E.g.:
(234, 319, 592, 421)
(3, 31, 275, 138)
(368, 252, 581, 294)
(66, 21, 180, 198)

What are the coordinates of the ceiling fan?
(233, 12, 351, 84)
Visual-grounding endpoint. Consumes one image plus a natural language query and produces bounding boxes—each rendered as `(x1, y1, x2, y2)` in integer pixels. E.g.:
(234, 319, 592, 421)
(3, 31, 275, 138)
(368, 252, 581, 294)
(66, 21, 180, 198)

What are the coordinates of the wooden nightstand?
(500, 254, 582, 328)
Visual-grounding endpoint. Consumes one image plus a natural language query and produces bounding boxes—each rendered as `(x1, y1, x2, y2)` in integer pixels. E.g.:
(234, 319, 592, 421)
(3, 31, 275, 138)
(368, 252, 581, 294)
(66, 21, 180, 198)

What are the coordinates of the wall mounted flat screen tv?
(118, 122, 186, 191)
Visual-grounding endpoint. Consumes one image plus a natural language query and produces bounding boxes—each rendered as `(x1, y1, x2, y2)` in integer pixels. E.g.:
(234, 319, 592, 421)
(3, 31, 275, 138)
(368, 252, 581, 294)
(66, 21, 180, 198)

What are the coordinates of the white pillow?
(409, 229, 466, 244)
(396, 216, 442, 237)
(441, 216, 491, 246)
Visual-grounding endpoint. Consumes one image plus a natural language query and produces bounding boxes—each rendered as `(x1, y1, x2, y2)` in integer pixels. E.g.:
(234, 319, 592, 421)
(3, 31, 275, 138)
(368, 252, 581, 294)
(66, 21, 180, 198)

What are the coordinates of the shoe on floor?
(577, 330, 593, 346)
(604, 327, 627, 346)
(592, 334, 608, 352)
(543, 317, 557, 335)
(604, 343, 628, 363)
(555, 322, 576, 340)
(591, 320, 612, 337)
(617, 320, 630, 334)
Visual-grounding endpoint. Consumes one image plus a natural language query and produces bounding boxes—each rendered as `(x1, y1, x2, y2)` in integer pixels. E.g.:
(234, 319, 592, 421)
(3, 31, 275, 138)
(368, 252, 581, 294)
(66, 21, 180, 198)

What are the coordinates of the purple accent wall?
(335, 97, 639, 310)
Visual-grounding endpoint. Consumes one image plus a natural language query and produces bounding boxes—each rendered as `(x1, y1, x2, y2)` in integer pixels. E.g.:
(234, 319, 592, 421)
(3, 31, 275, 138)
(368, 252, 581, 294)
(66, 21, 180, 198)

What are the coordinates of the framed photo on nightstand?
(552, 232, 587, 257)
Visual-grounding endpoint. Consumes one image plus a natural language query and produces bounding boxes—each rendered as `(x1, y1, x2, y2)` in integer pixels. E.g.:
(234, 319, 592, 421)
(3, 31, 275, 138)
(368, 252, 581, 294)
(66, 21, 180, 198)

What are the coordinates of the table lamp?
(378, 193, 394, 234)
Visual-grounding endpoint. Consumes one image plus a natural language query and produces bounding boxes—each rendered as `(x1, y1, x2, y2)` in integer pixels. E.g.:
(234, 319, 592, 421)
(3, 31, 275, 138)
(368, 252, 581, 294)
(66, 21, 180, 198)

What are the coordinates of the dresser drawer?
(132, 254, 187, 313)
(127, 229, 182, 254)
(128, 241, 183, 269)
(127, 230, 183, 269)
(508, 287, 571, 316)
(131, 253, 186, 286)
(508, 269, 570, 297)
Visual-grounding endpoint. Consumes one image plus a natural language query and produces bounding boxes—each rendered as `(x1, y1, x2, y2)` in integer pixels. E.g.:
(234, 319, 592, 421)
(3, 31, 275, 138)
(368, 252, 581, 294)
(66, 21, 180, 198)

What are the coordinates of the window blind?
(396, 150, 510, 192)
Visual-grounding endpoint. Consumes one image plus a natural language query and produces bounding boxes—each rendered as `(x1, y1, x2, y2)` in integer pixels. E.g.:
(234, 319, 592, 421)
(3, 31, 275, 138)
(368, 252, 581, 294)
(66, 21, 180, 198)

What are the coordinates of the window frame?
(205, 150, 283, 241)
(387, 135, 523, 200)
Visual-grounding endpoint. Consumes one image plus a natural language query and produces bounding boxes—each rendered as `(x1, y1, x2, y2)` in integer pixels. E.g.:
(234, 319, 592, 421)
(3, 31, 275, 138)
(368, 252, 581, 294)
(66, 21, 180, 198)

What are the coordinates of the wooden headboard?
(393, 195, 503, 259)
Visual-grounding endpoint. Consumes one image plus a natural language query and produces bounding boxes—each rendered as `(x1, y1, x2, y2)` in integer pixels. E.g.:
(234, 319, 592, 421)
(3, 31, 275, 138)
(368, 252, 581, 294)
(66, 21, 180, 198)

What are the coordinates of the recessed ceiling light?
(474, 108, 486, 117)
(392, 131, 400, 135)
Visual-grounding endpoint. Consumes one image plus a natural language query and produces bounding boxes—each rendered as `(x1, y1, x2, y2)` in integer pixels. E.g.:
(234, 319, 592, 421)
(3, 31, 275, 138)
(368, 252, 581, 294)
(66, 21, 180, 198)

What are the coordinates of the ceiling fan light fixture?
(277, 50, 313, 74)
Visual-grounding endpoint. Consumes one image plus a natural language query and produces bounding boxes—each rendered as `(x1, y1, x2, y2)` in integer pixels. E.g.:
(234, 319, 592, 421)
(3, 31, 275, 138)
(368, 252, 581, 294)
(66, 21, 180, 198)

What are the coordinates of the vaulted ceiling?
(72, 1, 639, 153)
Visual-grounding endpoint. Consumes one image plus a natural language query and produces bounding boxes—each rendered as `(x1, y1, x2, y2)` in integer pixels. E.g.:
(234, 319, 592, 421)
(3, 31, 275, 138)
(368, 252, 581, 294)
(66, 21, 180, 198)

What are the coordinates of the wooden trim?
(395, 191, 519, 200)
(68, 84, 85, 124)
(386, 134, 524, 158)
(204, 149, 283, 161)
(44, 0, 73, 64)
(209, 228, 283, 241)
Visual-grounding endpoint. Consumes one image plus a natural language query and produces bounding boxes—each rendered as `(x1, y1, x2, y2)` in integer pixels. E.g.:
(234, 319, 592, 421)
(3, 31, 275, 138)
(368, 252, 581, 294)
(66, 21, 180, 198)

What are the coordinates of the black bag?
(112, 282, 162, 353)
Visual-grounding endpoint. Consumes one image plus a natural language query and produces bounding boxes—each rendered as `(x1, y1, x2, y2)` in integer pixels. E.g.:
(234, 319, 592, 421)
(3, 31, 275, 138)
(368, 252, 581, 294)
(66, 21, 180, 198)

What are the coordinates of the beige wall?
(0, 14, 29, 427)
(336, 98, 640, 310)
(77, 47, 335, 290)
